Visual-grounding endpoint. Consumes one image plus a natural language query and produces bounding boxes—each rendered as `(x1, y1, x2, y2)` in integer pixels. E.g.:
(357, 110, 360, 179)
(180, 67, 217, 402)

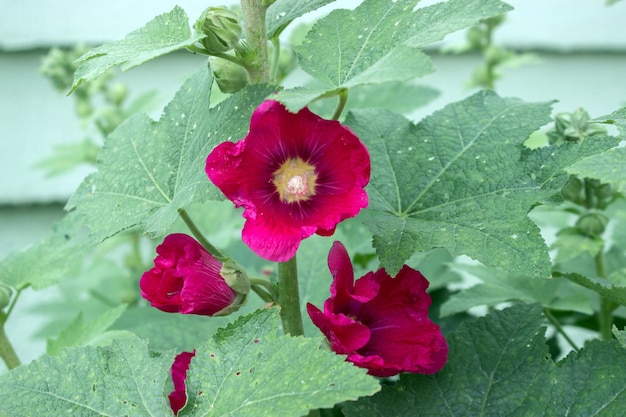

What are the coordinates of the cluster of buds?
(193, 7, 242, 55)
(191, 6, 253, 94)
(547, 108, 605, 144)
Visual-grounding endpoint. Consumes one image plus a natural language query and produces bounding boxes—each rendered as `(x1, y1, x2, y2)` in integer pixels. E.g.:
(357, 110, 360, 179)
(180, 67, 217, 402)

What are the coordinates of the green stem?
(0, 319, 20, 370)
(595, 248, 616, 340)
(251, 285, 274, 303)
(331, 89, 349, 120)
(211, 52, 245, 67)
(278, 256, 304, 336)
(250, 278, 278, 301)
(4, 289, 20, 320)
(177, 208, 226, 259)
(543, 308, 579, 352)
(241, 0, 270, 84)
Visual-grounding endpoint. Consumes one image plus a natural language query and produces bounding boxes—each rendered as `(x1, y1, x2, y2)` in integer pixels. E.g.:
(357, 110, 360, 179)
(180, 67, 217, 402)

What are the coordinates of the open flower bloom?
(307, 242, 448, 377)
(168, 350, 195, 415)
(140, 233, 247, 316)
(205, 100, 370, 262)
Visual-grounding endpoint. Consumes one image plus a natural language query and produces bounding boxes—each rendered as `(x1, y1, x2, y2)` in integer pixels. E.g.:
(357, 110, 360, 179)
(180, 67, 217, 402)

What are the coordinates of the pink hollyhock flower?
(168, 350, 195, 415)
(307, 242, 448, 377)
(205, 100, 370, 262)
(140, 233, 247, 316)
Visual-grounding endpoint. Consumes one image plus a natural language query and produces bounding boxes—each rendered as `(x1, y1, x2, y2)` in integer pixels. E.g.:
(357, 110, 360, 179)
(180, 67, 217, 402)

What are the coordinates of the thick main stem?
(241, 0, 270, 84)
(278, 256, 304, 336)
(0, 321, 20, 370)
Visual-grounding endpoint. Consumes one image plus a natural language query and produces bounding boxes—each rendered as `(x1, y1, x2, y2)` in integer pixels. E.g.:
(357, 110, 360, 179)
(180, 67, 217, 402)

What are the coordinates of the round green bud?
(466, 26, 484, 48)
(75, 98, 93, 119)
(561, 175, 584, 204)
(209, 57, 249, 94)
(576, 212, 609, 237)
(106, 83, 128, 106)
(195, 7, 242, 54)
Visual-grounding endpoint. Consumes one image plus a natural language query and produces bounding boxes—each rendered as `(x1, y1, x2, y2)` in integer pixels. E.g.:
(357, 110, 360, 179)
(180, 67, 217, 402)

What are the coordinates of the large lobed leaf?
(347, 90, 619, 276)
(0, 309, 379, 416)
(71, 6, 204, 92)
(0, 335, 176, 416)
(277, 0, 511, 110)
(266, 0, 337, 39)
(67, 68, 274, 243)
(343, 303, 626, 416)
(178, 307, 380, 416)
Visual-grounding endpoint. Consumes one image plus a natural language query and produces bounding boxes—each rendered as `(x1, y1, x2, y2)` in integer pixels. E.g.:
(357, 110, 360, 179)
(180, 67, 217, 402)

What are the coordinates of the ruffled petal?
(242, 212, 317, 262)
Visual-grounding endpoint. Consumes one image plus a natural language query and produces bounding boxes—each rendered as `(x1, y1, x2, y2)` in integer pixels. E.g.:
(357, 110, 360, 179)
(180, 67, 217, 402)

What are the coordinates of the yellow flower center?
(272, 158, 317, 203)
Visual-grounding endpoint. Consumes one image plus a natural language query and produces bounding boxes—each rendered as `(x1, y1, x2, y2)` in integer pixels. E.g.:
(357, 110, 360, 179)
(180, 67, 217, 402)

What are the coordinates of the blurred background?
(1, 0, 626, 366)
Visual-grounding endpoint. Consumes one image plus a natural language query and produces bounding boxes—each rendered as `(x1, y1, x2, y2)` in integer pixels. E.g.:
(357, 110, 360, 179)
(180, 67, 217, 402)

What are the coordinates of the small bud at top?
(194, 7, 242, 55)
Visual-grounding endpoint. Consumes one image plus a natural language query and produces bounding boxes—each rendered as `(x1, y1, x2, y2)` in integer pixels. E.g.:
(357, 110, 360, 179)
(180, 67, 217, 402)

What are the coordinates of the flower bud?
(194, 7, 242, 54)
(561, 175, 584, 205)
(106, 83, 128, 106)
(209, 56, 249, 94)
(576, 212, 609, 237)
(466, 26, 484, 49)
(140, 233, 249, 316)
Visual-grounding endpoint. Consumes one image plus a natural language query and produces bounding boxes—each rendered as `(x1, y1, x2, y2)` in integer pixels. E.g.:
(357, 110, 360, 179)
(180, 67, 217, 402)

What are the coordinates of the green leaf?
(343, 303, 552, 417)
(0, 334, 175, 416)
(440, 264, 593, 317)
(347, 91, 554, 276)
(344, 303, 626, 416)
(277, 0, 510, 110)
(591, 107, 626, 137)
(180, 307, 380, 416)
(71, 6, 203, 92)
(349, 91, 621, 276)
(0, 213, 87, 290)
(405, 0, 512, 47)
(551, 227, 604, 263)
(266, 0, 336, 38)
(554, 271, 626, 307)
(566, 147, 626, 194)
(547, 339, 626, 415)
(68, 68, 274, 242)
(47, 305, 128, 356)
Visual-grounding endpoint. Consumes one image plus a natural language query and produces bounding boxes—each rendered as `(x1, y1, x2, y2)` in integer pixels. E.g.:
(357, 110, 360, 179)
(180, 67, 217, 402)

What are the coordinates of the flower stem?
(278, 256, 304, 336)
(240, 0, 270, 84)
(594, 248, 616, 340)
(331, 89, 349, 121)
(250, 278, 279, 301)
(543, 308, 579, 352)
(177, 208, 226, 259)
(0, 318, 20, 370)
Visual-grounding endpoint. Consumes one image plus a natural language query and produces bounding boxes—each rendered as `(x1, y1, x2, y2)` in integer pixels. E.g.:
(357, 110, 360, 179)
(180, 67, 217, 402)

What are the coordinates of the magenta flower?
(140, 233, 246, 316)
(307, 242, 448, 377)
(168, 350, 195, 415)
(205, 100, 370, 262)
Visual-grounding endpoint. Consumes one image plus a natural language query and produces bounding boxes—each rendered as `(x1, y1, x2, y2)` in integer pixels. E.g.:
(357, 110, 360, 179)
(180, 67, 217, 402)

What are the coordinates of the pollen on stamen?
(287, 175, 307, 196)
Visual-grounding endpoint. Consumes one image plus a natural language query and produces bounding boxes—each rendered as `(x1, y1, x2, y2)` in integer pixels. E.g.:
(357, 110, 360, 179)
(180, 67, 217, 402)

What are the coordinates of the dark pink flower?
(168, 350, 195, 415)
(205, 100, 370, 262)
(307, 242, 448, 377)
(140, 233, 246, 316)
